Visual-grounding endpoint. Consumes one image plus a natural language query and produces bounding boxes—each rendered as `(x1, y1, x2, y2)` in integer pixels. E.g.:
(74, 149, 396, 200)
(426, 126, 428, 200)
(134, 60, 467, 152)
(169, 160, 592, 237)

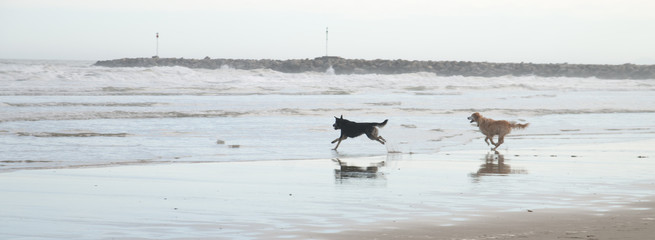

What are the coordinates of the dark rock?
(93, 57, 655, 79)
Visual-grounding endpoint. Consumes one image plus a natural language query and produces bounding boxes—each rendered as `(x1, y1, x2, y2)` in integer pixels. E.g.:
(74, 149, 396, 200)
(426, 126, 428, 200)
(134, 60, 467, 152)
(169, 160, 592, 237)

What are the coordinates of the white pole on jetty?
(155, 32, 159, 57)
(325, 27, 328, 57)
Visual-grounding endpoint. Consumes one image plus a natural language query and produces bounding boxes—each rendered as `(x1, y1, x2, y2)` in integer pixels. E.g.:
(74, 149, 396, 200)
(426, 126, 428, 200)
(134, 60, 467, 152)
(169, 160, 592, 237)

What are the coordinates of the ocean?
(1, 59, 654, 171)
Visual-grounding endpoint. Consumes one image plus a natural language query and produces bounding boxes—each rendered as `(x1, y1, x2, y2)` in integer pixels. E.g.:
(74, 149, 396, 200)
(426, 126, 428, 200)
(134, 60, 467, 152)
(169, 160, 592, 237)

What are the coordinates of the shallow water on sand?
(1, 142, 654, 239)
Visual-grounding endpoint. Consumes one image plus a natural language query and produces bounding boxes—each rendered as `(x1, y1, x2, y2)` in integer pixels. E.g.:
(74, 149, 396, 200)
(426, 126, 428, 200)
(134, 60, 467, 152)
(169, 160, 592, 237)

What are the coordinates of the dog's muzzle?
(467, 116, 475, 123)
(333, 123, 339, 130)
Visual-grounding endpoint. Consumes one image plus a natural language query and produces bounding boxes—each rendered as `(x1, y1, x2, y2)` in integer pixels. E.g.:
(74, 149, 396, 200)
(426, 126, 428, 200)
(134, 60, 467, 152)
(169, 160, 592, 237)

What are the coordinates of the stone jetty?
(94, 57, 655, 79)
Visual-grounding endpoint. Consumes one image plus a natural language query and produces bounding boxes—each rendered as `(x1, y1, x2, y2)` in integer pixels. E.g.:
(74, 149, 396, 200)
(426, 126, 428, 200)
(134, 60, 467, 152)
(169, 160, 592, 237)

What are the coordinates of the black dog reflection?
(333, 158, 385, 179)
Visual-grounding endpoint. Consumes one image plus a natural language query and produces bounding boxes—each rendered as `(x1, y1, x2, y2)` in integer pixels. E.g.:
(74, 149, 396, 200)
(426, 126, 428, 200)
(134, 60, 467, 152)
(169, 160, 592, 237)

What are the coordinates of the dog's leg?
(488, 135, 497, 146)
(333, 135, 345, 150)
(378, 135, 386, 143)
(366, 128, 386, 145)
(333, 138, 342, 150)
(494, 135, 505, 150)
(487, 135, 499, 151)
(484, 137, 490, 146)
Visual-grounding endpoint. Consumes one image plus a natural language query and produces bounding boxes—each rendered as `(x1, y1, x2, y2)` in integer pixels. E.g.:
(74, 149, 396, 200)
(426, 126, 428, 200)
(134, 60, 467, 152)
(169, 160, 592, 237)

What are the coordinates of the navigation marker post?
(156, 32, 159, 58)
(325, 27, 328, 57)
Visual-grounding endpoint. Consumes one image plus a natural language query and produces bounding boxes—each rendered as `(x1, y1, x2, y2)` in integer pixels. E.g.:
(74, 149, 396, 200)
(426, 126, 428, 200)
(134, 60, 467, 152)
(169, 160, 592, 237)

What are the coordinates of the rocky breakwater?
(94, 57, 655, 79)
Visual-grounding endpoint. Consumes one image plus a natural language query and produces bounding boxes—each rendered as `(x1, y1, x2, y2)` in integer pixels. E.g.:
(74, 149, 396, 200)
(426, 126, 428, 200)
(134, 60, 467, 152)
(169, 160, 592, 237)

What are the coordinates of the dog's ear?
(340, 115, 343, 119)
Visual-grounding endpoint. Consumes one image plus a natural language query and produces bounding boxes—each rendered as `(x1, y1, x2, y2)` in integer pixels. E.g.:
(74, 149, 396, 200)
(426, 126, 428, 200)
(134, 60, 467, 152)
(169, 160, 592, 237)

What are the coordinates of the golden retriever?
(468, 112, 529, 151)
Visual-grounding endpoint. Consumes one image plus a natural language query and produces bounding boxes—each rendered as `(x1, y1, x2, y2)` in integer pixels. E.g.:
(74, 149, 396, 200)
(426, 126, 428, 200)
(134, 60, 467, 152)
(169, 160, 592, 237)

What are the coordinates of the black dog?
(331, 115, 388, 150)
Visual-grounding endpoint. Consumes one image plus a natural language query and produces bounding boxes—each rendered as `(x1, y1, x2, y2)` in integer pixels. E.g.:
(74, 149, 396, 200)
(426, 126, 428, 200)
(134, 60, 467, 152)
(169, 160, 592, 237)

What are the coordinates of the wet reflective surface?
(333, 158, 386, 180)
(1, 141, 654, 239)
(469, 153, 528, 180)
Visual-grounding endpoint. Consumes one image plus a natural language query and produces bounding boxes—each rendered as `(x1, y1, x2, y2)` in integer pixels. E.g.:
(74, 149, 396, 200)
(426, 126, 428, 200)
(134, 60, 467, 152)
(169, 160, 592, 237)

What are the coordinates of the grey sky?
(1, 0, 654, 64)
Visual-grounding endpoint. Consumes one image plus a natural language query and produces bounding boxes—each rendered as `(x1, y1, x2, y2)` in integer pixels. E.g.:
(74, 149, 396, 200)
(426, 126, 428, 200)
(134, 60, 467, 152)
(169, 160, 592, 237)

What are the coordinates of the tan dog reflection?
(470, 154, 528, 178)
(468, 112, 529, 151)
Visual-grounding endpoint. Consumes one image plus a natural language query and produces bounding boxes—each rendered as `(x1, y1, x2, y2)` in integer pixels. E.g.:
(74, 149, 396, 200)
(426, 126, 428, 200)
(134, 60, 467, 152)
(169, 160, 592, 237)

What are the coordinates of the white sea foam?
(2, 60, 655, 97)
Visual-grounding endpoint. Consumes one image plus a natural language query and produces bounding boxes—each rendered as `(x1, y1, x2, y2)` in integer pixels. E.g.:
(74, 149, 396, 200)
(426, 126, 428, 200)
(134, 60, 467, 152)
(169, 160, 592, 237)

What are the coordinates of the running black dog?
(331, 115, 388, 150)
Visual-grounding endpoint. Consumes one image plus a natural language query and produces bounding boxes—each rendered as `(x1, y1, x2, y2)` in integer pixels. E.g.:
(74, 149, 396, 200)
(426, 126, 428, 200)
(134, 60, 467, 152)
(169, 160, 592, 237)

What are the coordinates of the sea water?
(1, 59, 654, 171)
(2, 59, 655, 239)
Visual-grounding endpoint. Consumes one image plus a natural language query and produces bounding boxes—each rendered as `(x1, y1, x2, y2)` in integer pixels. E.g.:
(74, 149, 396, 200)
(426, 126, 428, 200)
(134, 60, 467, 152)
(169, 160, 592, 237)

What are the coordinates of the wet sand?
(318, 201, 655, 240)
(1, 138, 654, 239)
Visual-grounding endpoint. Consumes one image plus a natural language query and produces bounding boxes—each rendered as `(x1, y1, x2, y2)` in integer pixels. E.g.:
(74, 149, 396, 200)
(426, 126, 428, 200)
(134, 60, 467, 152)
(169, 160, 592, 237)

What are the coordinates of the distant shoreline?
(94, 57, 655, 79)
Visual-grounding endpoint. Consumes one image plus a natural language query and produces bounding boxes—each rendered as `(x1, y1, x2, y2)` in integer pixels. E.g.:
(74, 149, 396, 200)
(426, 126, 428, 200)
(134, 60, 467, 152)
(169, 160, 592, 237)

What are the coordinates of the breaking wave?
(4, 102, 161, 107)
(0, 110, 250, 122)
(2, 106, 654, 123)
(16, 132, 129, 137)
(2, 60, 655, 97)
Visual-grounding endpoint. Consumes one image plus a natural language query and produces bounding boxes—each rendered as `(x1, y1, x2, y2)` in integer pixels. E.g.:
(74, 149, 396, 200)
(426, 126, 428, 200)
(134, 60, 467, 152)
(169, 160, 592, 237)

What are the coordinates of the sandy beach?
(1, 60, 654, 239)
(323, 201, 655, 240)
(2, 138, 653, 239)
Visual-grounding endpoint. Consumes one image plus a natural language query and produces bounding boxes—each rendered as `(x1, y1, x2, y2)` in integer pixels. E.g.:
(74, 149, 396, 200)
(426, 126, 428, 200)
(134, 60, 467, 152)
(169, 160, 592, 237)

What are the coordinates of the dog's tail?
(511, 122, 529, 129)
(378, 119, 388, 128)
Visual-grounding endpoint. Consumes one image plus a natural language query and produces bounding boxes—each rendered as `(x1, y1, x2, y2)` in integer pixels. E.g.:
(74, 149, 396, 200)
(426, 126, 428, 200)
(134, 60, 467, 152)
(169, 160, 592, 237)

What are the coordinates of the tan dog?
(468, 112, 529, 151)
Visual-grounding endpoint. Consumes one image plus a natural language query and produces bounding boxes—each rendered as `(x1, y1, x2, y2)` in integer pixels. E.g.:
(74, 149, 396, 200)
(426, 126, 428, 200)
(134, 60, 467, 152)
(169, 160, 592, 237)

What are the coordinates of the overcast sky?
(1, 0, 654, 64)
